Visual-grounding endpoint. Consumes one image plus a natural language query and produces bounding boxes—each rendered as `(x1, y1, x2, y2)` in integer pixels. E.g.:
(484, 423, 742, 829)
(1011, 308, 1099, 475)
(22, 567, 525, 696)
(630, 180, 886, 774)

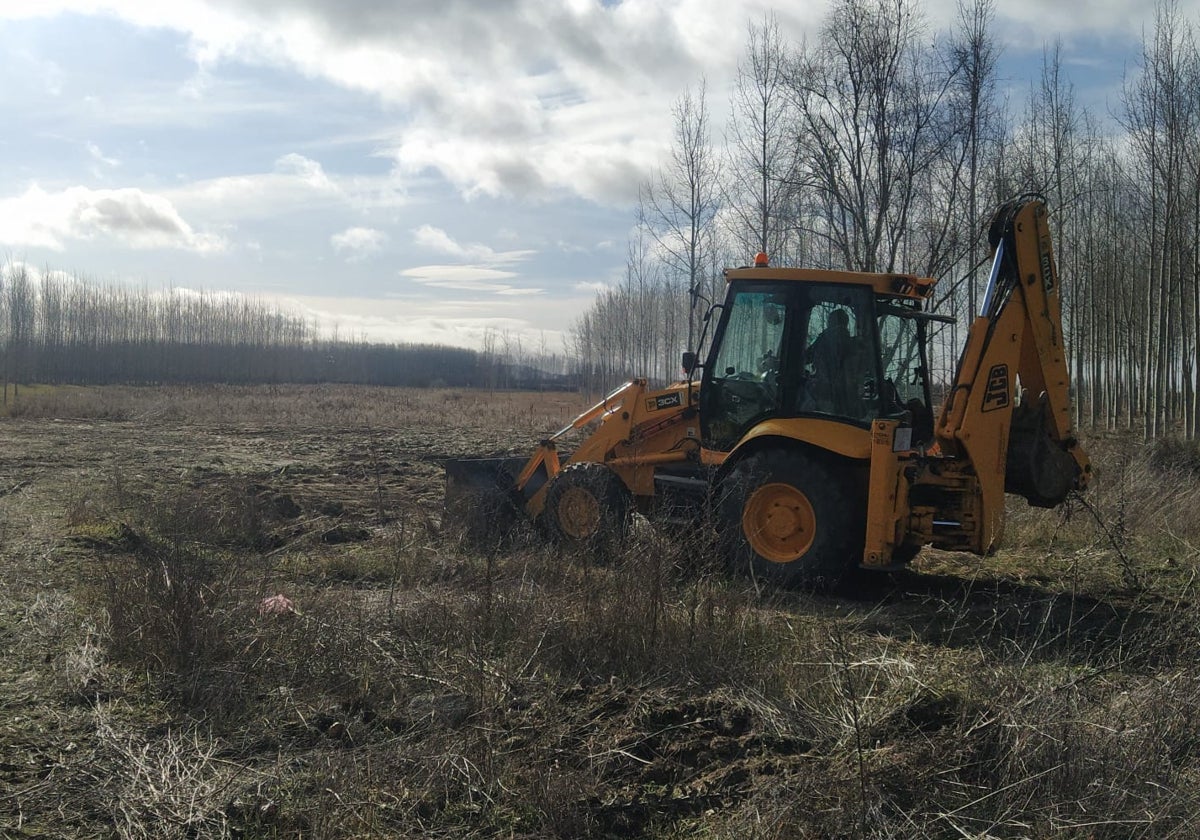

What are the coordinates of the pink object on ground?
(258, 594, 296, 616)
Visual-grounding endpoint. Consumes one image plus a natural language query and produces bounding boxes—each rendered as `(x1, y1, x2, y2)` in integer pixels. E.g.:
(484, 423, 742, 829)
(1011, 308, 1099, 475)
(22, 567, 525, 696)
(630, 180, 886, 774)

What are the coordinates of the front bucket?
(443, 456, 529, 547)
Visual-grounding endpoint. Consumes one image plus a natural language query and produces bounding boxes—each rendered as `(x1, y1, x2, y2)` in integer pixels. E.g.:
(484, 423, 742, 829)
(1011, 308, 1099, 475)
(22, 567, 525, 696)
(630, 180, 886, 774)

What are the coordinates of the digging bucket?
(443, 456, 529, 547)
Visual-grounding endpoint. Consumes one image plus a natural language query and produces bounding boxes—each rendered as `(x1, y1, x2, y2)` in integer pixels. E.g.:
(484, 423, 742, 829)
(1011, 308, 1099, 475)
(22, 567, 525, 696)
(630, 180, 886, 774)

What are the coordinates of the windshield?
(710, 292, 787, 382)
(703, 290, 787, 447)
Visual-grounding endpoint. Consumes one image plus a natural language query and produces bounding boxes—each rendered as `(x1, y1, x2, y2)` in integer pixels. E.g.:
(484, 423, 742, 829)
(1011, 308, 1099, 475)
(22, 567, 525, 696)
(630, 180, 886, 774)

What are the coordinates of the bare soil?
(0, 385, 1197, 838)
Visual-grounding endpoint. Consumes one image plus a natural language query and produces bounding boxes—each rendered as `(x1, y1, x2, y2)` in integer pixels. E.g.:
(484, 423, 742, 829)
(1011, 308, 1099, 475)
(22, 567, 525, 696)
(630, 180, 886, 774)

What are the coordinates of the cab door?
(699, 285, 788, 450)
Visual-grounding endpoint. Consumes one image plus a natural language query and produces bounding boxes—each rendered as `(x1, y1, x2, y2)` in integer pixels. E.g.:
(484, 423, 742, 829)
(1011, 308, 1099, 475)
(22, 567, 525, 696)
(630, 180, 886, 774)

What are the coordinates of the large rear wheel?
(543, 462, 632, 551)
(719, 450, 863, 590)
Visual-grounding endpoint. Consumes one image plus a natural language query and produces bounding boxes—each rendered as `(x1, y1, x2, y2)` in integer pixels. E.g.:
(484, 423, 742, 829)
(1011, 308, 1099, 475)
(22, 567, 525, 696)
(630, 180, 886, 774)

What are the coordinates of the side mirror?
(682, 351, 699, 374)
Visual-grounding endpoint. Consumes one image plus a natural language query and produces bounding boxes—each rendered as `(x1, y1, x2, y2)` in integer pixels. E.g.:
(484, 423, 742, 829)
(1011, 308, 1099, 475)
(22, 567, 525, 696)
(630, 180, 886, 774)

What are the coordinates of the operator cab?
(698, 277, 936, 451)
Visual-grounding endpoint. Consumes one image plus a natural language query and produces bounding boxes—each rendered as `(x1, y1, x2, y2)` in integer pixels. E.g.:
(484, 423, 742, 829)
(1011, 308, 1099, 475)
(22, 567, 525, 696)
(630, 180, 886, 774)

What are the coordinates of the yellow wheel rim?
(742, 482, 816, 563)
(558, 486, 601, 540)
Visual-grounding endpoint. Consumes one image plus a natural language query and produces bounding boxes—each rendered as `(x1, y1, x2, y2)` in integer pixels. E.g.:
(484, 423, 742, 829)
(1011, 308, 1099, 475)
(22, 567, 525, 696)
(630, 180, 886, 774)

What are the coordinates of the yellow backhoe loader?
(445, 195, 1090, 588)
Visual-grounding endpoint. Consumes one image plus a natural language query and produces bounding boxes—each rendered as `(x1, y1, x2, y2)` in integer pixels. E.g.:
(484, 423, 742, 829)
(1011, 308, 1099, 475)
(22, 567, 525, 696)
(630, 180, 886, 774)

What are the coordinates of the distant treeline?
(30, 340, 486, 387)
(0, 265, 572, 390)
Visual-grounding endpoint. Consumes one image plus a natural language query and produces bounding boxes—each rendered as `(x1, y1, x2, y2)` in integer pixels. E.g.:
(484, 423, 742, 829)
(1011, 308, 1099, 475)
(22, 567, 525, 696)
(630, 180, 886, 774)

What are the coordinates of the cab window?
(793, 288, 876, 424)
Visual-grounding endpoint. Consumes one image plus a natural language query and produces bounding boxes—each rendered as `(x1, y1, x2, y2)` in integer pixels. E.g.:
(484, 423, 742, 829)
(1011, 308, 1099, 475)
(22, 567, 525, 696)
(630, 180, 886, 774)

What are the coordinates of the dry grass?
(4, 383, 590, 435)
(95, 712, 239, 840)
(3, 386, 1200, 838)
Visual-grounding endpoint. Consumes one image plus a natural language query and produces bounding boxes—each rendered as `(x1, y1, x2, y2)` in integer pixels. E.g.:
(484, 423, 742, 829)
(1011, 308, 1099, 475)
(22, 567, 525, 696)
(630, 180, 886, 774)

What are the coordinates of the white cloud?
(573, 279, 611, 293)
(412, 224, 535, 264)
(167, 153, 406, 222)
(0, 184, 226, 252)
(410, 224, 462, 257)
(86, 142, 121, 180)
(400, 264, 542, 296)
(404, 226, 541, 295)
(274, 152, 334, 190)
(331, 226, 387, 260)
(86, 142, 120, 169)
(403, 265, 516, 283)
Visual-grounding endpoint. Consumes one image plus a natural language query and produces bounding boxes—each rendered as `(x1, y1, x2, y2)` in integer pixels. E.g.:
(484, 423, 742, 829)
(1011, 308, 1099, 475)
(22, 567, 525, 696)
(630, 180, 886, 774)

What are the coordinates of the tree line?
(0, 264, 570, 392)
(569, 0, 1200, 440)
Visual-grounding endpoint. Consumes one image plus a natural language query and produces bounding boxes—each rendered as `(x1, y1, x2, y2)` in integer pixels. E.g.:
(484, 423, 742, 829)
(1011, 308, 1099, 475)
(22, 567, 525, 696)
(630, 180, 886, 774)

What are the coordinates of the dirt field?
(1, 384, 1199, 838)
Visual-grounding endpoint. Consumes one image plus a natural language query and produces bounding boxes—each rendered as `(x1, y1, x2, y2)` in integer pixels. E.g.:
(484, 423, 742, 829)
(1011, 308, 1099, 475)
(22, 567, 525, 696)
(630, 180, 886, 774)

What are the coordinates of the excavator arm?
(929, 196, 1090, 551)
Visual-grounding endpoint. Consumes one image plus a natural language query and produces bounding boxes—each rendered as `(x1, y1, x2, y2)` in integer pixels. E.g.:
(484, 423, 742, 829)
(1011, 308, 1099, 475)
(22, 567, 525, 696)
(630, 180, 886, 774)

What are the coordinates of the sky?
(0, 0, 1187, 351)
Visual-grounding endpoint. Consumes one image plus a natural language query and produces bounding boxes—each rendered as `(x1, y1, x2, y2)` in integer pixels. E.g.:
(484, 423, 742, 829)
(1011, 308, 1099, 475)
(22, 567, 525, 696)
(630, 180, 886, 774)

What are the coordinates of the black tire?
(718, 450, 864, 591)
(543, 462, 633, 551)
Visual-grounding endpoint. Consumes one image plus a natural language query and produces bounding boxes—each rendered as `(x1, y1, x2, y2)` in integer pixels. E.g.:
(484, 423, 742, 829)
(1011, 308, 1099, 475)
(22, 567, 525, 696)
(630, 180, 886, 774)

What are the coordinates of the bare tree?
(5, 265, 34, 402)
(786, 0, 961, 274)
(640, 81, 722, 352)
(951, 0, 1000, 317)
(724, 15, 800, 263)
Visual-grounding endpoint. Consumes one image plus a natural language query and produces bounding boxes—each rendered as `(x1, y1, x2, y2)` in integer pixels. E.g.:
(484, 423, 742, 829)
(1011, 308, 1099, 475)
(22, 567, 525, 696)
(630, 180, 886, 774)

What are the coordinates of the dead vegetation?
(2, 385, 1200, 838)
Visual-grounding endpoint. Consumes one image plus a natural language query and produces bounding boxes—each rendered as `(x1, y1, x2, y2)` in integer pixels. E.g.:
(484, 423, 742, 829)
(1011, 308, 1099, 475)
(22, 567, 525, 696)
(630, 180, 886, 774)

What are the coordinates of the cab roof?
(723, 265, 936, 302)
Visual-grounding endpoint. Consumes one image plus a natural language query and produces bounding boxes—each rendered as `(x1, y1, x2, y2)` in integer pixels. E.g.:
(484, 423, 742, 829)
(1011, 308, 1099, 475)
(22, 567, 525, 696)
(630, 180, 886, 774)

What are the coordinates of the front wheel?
(543, 462, 632, 551)
(719, 450, 864, 590)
